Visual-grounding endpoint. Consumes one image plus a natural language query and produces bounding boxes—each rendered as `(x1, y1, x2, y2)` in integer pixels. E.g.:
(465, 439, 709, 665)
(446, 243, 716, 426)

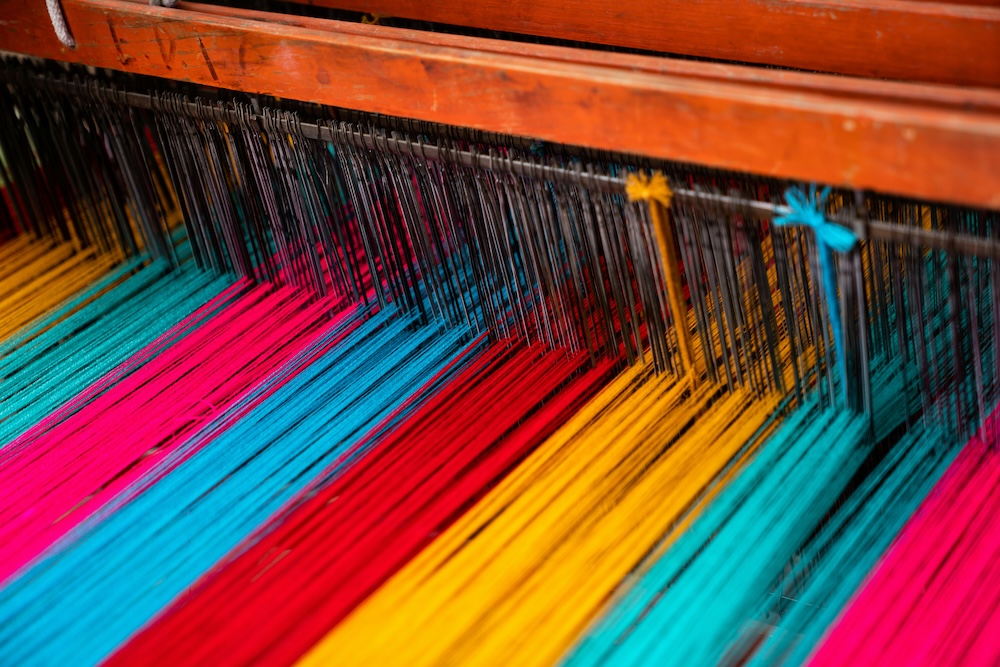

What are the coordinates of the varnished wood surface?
(1, 0, 1000, 209)
(286, 0, 1000, 88)
(192, 1, 1000, 112)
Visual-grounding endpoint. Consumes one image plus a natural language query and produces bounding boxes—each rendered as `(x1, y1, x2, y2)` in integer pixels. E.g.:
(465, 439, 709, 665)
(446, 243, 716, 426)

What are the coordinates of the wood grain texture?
(904, 0, 999, 6)
(2, 0, 1000, 209)
(290, 0, 1000, 88)
(190, 1, 1000, 112)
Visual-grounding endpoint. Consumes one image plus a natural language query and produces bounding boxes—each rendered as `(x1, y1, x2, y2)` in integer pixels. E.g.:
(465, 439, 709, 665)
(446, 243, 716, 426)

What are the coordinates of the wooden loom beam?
(286, 0, 1000, 88)
(1, 0, 1000, 210)
(186, 1, 1000, 109)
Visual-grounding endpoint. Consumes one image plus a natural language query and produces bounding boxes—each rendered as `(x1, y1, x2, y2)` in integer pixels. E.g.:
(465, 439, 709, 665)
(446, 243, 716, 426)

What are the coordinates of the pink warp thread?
(0, 284, 356, 585)
(809, 412, 1000, 666)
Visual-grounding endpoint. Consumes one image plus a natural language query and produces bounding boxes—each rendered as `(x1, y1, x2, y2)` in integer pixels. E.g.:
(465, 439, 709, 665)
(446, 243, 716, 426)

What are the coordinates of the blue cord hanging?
(773, 185, 858, 407)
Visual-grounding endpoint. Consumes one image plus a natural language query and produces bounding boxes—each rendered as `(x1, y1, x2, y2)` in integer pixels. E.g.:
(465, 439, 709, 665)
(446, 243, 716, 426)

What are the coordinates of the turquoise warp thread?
(0, 241, 233, 447)
(744, 271, 997, 666)
(564, 249, 988, 666)
(773, 186, 857, 407)
(746, 422, 956, 667)
(563, 361, 920, 667)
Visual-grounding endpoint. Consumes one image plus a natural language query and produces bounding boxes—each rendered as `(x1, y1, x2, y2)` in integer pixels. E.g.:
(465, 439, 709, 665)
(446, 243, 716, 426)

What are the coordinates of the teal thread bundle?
(0, 243, 233, 446)
(744, 423, 957, 667)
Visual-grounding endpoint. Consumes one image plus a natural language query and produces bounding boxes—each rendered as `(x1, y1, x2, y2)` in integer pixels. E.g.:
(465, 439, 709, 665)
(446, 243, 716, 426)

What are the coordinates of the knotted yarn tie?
(625, 170, 674, 209)
(775, 186, 858, 254)
(626, 170, 698, 379)
(774, 185, 858, 406)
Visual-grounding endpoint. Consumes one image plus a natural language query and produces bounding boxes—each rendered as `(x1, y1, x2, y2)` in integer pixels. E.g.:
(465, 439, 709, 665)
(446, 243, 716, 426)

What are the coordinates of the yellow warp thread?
(626, 171, 697, 378)
(298, 367, 781, 667)
(301, 219, 811, 666)
(0, 237, 120, 341)
(0, 169, 184, 343)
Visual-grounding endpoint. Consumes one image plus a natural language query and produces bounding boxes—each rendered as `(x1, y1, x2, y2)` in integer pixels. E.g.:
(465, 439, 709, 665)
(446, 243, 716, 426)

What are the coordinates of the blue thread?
(0, 305, 472, 667)
(773, 185, 857, 407)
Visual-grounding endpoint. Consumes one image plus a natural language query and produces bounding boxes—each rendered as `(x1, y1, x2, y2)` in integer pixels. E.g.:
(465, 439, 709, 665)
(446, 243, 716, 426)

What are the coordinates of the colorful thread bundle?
(2, 63, 1000, 667)
(0, 278, 355, 585)
(0, 306, 472, 666)
(808, 410, 1000, 667)
(567, 402, 869, 667)
(565, 366, 922, 667)
(108, 341, 613, 666)
(0, 248, 229, 444)
(303, 374, 780, 667)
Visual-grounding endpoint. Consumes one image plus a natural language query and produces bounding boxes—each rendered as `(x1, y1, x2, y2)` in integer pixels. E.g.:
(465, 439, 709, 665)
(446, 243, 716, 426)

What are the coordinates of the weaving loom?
(0, 0, 999, 665)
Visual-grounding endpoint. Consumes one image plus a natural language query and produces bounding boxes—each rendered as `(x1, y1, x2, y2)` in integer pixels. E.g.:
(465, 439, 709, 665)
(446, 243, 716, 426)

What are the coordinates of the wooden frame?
(287, 0, 1000, 88)
(1, 0, 999, 210)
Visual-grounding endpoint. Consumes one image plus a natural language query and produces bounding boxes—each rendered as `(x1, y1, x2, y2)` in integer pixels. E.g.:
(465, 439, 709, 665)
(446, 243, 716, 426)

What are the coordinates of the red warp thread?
(106, 341, 613, 667)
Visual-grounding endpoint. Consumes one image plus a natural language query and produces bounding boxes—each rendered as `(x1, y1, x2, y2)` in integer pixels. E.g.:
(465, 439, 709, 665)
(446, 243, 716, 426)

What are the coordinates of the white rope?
(46, 0, 181, 49)
(45, 0, 75, 48)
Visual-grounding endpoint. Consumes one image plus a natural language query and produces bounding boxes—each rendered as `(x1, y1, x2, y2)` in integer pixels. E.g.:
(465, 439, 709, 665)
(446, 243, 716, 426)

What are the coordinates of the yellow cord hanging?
(626, 170, 698, 379)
